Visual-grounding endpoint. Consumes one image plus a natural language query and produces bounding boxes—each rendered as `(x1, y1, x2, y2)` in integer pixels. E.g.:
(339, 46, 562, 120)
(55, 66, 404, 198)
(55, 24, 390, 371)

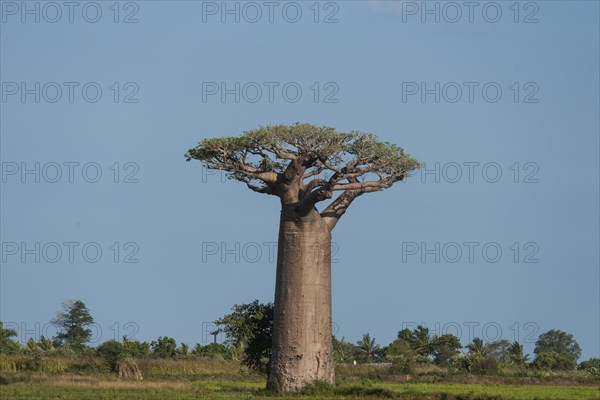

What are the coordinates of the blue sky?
(1, 1, 598, 360)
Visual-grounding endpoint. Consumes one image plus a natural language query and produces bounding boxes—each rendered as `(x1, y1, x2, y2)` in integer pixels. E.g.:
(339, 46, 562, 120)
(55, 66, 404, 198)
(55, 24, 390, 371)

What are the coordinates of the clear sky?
(1, 1, 598, 360)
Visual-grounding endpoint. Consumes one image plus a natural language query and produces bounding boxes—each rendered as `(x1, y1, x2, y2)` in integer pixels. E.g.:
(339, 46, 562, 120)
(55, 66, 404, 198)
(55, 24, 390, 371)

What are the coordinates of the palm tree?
(466, 338, 488, 358)
(357, 333, 380, 363)
(38, 336, 55, 351)
(26, 338, 40, 352)
(508, 341, 529, 366)
(412, 326, 432, 357)
(0, 322, 19, 353)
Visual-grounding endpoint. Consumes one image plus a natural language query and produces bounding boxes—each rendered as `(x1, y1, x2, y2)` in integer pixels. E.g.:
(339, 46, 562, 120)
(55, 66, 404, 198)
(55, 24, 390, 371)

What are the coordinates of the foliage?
(385, 335, 419, 374)
(430, 334, 462, 367)
(96, 340, 125, 370)
(578, 357, 600, 370)
(333, 336, 361, 363)
(151, 337, 178, 358)
(51, 300, 95, 351)
(457, 338, 514, 375)
(356, 333, 381, 363)
(507, 341, 529, 367)
(177, 343, 189, 357)
(191, 343, 232, 360)
(38, 336, 55, 352)
(534, 351, 577, 371)
(397, 326, 432, 357)
(385, 326, 461, 368)
(186, 124, 421, 221)
(451, 352, 481, 373)
(534, 330, 581, 367)
(0, 322, 20, 354)
(123, 337, 151, 357)
(214, 300, 273, 372)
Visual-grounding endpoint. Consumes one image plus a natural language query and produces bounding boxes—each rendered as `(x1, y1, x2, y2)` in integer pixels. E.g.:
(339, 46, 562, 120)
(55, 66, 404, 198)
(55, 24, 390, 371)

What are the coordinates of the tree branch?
(330, 180, 393, 192)
(246, 182, 276, 196)
(205, 161, 278, 184)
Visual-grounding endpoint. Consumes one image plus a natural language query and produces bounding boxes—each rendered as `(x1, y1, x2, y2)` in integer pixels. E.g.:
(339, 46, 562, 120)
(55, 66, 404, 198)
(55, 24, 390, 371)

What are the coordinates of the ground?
(0, 359, 598, 399)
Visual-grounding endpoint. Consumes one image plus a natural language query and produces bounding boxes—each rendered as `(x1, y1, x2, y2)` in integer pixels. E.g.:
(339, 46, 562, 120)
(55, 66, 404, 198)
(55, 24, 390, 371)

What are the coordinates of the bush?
(451, 353, 478, 373)
(534, 351, 576, 371)
(123, 338, 151, 357)
(578, 357, 600, 370)
(389, 354, 415, 374)
(471, 357, 500, 375)
(22, 351, 44, 371)
(65, 355, 110, 373)
(96, 340, 125, 370)
(151, 337, 177, 358)
(192, 343, 232, 360)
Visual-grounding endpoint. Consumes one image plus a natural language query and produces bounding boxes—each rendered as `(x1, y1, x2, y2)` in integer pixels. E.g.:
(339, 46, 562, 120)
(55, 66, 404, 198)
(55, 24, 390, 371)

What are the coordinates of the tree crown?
(186, 123, 421, 229)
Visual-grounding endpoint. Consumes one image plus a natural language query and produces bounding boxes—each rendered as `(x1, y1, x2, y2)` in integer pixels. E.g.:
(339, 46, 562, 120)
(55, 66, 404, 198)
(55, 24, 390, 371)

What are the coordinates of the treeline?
(335, 328, 598, 375)
(0, 300, 233, 374)
(1, 299, 598, 379)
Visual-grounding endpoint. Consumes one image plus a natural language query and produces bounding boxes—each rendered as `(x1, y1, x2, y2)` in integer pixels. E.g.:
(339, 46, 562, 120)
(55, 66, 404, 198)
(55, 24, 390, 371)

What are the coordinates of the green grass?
(379, 382, 600, 400)
(1, 358, 598, 399)
(1, 375, 598, 400)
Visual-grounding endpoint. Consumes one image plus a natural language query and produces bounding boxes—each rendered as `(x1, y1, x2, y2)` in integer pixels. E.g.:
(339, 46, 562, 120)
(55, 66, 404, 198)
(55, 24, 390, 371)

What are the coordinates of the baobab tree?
(186, 123, 420, 391)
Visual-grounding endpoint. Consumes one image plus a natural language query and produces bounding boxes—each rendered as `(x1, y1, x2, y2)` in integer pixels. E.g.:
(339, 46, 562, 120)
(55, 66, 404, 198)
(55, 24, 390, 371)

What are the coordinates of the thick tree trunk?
(267, 206, 334, 392)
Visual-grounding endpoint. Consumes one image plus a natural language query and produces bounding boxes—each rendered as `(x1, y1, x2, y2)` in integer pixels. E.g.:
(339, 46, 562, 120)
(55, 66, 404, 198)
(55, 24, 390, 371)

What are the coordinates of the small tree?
(123, 337, 151, 357)
(96, 340, 125, 370)
(464, 338, 504, 375)
(534, 329, 581, 368)
(356, 333, 381, 363)
(0, 322, 20, 354)
(430, 334, 462, 367)
(25, 338, 40, 352)
(151, 336, 177, 358)
(579, 358, 600, 370)
(385, 339, 418, 374)
(397, 326, 433, 358)
(333, 336, 360, 363)
(508, 341, 529, 367)
(51, 300, 94, 351)
(178, 343, 189, 357)
(38, 336, 55, 352)
(215, 300, 273, 372)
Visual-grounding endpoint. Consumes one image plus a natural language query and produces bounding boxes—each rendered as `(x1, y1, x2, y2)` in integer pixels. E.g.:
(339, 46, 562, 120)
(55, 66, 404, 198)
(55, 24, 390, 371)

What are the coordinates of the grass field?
(1, 359, 598, 399)
(1, 376, 598, 399)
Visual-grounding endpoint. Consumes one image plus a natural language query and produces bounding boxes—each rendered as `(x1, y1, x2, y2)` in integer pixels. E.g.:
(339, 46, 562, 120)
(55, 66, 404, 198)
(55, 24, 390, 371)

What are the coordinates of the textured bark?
(267, 206, 334, 392)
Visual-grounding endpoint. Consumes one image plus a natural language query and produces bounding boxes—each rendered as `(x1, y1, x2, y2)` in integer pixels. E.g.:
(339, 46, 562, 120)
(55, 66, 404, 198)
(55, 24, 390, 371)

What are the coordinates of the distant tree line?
(1, 299, 598, 377)
(335, 326, 589, 375)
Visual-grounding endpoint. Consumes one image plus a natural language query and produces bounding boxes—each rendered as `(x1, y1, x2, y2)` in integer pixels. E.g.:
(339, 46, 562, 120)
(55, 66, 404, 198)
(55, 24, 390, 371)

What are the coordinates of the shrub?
(534, 351, 577, 371)
(471, 357, 500, 375)
(96, 340, 125, 370)
(389, 354, 415, 374)
(579, 357, 600, 370)
(151, 337, 177, 358)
